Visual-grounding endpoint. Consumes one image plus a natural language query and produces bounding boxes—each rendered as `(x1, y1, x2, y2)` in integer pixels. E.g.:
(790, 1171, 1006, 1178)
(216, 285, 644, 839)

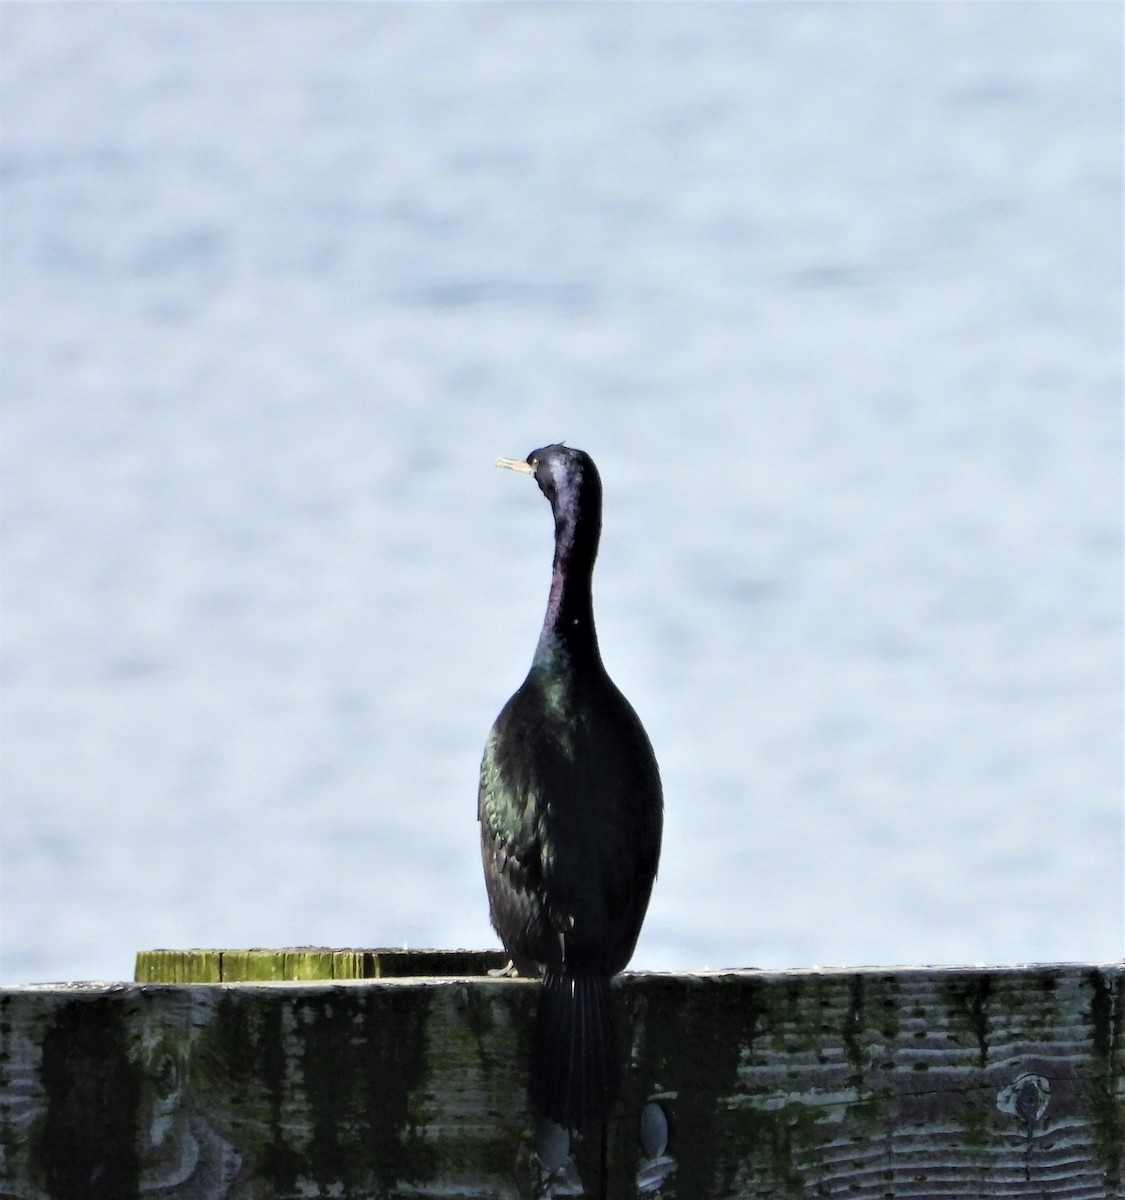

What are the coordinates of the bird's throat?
(535, 514, 600, 669)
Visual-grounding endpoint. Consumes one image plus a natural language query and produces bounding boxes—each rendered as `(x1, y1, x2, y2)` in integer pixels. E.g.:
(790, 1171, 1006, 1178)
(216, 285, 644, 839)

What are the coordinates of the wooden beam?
(134, 946, 509, 983)
(1, 955, 1120, 1198)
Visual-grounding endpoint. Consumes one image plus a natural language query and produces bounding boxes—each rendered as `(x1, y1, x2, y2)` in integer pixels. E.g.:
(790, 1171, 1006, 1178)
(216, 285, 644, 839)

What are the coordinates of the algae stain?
(1087, 967, 1123, 1191)
(36, 997, 142, 1200)
(961, 1096, 990, 1150)
(877, 974, 902, 1043)
(842, 975, 866, 1080)
(942, 974, 992, 1069)
(967, 976, 992, 1069)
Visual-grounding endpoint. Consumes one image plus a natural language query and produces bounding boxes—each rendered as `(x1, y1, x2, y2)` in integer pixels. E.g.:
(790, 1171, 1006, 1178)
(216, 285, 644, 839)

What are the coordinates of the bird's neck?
(533, 503, 602, 673)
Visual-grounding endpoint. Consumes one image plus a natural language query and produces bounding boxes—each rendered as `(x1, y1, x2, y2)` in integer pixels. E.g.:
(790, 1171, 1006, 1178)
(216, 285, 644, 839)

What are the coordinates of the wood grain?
(1, 959, 1120, 1198)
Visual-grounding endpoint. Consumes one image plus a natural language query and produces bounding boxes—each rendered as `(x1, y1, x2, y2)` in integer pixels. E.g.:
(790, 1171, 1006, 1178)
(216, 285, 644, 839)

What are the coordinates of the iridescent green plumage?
(478, 445, 663, 1130)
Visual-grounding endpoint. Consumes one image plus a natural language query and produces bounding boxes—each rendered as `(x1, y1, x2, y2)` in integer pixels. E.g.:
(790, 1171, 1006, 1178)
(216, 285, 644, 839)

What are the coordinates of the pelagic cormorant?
(478, 444, 663, 1130)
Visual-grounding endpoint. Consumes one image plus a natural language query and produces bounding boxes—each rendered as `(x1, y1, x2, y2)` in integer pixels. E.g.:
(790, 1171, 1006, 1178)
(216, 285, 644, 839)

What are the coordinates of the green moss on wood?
(133, 947, 509, 984)
(135, 949, 221, 983)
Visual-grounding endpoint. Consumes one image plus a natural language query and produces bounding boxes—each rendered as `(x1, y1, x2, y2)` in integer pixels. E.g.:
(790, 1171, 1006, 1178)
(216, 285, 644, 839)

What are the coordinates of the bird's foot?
(487, 959, 522, 978)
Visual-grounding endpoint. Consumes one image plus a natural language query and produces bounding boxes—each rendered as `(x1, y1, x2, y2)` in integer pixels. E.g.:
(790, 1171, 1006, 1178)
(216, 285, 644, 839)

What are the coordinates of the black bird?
(478, 444, 663, 1130)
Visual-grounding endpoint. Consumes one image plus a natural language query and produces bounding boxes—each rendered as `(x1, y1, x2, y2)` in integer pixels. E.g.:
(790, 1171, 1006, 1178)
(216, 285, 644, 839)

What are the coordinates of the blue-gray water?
(1, 3, 1121, 984)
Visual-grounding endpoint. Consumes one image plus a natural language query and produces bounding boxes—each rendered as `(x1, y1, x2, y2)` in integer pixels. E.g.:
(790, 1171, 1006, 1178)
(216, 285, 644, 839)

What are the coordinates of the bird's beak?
(495, 457, 536, 475)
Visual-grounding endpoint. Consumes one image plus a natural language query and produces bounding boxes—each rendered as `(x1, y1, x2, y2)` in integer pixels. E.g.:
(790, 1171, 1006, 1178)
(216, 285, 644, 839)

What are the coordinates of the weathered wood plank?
(134, 947, 509, 983)
(135, 949, 222, 984)
(1, 961, 1120, 1199)
(609, 965, 1123, 1199)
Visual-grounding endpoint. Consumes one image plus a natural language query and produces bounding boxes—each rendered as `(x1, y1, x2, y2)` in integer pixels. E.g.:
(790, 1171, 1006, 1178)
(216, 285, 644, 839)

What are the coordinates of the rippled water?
(1, 3, 1121, 983)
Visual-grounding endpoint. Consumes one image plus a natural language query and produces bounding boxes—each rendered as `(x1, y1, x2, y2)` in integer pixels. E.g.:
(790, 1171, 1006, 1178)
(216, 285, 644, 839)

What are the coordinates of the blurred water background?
(1, 2, 1121, 984)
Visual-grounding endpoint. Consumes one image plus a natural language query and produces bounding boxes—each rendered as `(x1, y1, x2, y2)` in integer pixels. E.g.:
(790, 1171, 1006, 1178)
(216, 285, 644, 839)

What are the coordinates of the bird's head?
(496, 443, 602, 519)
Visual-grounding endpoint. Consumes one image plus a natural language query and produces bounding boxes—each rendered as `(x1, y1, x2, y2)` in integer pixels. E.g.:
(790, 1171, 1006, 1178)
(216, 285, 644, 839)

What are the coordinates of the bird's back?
(479, 660, 662, 977)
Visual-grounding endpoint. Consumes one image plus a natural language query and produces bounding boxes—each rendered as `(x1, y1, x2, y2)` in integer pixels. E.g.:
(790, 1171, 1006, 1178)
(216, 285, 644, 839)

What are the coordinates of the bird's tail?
(530, 970, 619, 1130)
